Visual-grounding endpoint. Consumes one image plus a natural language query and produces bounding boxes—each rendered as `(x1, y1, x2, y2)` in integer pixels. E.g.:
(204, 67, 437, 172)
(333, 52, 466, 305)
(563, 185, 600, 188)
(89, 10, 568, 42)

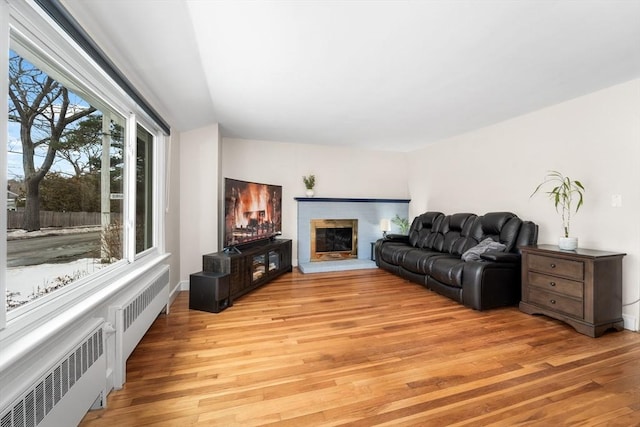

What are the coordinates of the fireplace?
(310, 219, 358, 261)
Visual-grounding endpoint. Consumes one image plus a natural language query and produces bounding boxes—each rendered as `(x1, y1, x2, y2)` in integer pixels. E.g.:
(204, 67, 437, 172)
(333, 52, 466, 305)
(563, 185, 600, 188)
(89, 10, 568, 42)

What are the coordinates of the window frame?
(1, 0, 9, 330)
(134, 122, 155, 255)
(1, 0, 168, 335)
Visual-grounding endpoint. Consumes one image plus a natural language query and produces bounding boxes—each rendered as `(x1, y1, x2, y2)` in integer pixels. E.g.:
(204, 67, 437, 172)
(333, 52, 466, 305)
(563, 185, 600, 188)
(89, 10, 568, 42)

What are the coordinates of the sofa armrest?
(479, 251, 520, 263)
(383, 234, 410, 244)
(462, 260, 521, 310)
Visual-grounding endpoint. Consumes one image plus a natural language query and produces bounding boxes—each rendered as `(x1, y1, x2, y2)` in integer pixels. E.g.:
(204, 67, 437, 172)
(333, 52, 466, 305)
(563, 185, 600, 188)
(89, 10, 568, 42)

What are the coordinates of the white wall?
(179, 124, 221, 282)
(222, 138, 409, 265)
(407, 79, 640, 329)
(165, 132, 181, 297)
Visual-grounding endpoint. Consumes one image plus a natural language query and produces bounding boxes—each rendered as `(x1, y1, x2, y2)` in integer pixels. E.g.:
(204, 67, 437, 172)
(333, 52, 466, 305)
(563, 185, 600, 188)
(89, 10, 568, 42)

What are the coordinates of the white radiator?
(0, 322, 106, 427)
(109, 265, 170, 389)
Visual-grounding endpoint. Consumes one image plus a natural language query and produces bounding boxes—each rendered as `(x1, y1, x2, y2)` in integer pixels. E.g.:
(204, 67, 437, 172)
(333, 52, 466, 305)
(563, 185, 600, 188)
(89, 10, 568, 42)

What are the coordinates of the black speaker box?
(189, 271, 231, 313)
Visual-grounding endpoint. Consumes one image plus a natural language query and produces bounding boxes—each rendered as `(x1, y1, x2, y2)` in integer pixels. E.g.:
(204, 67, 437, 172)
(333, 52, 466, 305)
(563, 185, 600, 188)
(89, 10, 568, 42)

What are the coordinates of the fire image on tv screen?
(224, 178, 282, 248)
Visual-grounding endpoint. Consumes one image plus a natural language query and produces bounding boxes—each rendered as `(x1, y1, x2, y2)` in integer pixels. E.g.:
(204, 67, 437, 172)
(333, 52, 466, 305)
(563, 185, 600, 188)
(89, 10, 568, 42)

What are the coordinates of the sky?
(7, 122, 23, 180)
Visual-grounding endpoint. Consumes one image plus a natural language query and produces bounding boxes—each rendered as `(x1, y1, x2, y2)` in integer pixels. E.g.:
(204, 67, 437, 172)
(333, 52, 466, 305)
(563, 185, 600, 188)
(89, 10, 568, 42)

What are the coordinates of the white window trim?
(155, 132, 167, 254)
(1, 0, 10, 330)
(125, 112, 137, 262)
(1, 0, 168, 337)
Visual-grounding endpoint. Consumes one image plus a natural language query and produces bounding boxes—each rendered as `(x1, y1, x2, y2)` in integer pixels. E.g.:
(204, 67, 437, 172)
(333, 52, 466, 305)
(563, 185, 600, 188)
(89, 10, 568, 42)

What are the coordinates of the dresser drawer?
(528, 254, 584, 280)
(528, 288, 583, 319)
(528, 272, 583, 298)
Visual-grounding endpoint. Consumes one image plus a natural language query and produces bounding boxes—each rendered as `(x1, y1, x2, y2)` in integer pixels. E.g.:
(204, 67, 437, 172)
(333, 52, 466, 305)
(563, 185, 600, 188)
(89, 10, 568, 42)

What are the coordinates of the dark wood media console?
(203, 239, 292, 302)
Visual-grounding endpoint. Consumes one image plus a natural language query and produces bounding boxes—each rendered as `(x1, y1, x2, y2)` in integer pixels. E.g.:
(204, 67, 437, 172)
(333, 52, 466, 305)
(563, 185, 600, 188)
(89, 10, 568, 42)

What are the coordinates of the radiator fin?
(124, 269, 169, 331)
(24, 392, 34, 427)
(0, 329, 103, 427)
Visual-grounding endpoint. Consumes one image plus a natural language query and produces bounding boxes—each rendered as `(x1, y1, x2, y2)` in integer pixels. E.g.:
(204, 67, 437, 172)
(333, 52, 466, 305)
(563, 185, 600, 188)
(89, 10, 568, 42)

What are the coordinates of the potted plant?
(531, 170, 585, 250)
(391, 214, 410, 235)
(303, 174, 316, 197)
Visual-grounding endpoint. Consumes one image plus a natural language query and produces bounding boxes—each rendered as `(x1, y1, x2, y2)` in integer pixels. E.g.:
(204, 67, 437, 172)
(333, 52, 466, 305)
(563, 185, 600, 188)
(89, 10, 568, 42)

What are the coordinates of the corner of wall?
(179, 124, 221, 282)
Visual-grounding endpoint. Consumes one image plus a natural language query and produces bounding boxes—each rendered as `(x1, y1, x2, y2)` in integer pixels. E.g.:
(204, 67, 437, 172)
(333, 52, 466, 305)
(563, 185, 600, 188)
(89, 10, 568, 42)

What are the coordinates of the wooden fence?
(7, 211, 122, 229)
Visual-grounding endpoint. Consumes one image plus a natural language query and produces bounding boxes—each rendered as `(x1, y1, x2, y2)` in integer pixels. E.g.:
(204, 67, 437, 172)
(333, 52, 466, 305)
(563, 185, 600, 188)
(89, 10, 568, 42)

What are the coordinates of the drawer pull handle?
(550, 263, 556, 268)
(550, 282, 556, 287)
(550, 299, 556, 304)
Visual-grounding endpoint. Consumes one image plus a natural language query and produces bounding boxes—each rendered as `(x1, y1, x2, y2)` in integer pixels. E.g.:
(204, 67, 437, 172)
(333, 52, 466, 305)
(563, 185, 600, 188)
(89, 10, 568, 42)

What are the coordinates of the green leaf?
(531, 170, 585, 232)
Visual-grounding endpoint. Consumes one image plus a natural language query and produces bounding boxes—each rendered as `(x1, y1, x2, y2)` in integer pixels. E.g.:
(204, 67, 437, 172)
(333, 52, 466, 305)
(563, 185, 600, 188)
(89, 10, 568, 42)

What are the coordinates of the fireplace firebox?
(310, 219, 358, 261)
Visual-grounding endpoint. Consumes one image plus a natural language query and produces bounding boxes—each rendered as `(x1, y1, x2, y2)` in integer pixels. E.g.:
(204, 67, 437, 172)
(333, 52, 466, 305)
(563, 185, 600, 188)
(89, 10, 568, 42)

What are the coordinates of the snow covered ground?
(6, 226, 106, 309)
(7, 258, 104, 298)
(7, 225, 101, 240)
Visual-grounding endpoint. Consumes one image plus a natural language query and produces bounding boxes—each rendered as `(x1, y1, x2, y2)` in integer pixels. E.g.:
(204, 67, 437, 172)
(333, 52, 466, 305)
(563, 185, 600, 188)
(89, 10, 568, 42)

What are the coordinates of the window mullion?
(125, 113, 137, 262)
(155, 133, 166, 254)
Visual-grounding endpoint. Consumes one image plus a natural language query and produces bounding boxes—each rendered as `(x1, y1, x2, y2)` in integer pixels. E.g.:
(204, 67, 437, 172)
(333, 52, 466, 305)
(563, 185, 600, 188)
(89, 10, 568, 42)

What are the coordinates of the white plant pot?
(558, 237, 578, 250)
(305, 189, 315, 197)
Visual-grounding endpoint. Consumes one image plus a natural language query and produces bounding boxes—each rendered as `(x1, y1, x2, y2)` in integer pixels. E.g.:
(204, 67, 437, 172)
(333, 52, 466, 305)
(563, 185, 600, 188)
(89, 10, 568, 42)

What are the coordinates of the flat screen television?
(223, 178, 282, 250)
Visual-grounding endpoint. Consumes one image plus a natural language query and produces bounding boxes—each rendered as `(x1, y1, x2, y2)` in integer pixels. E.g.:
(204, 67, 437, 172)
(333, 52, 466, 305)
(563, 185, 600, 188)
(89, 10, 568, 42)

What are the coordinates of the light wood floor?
(80, 268, 640, 426)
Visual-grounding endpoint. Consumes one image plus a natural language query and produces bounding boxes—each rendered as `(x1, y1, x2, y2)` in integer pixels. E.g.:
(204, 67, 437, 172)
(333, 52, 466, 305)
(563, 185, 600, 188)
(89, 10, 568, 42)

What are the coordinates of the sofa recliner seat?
(375, 211, 538, 310)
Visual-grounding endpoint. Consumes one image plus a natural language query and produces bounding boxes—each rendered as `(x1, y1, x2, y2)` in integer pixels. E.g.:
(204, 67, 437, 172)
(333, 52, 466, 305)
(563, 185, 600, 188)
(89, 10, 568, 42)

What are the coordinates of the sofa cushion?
(479, 212, 522, 252)
(401, 248, 449, 275)
(380, 242, 414, 265)
(408, 217, 422, 247)
(408, 212, 443, 247)
(480, 212, 514, 235)
(429, 257, 465, 288)
(421, 214, 446, 250)
(440, 214, 477, 255)
(461, 238, 507, 262)
(514, 221, 539, 251)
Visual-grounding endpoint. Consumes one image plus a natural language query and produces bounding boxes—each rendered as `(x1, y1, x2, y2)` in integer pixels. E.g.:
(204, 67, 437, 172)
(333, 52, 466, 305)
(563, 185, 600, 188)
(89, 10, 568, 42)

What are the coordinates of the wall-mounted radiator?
(0, 322, 106, 427)
(109, 265, 170, 389)
(0, 264, 171, 426)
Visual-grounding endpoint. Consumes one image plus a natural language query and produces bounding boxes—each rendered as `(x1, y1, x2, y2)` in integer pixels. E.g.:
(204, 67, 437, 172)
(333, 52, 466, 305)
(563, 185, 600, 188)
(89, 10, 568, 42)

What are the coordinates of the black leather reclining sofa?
(375, 212, 538, 310)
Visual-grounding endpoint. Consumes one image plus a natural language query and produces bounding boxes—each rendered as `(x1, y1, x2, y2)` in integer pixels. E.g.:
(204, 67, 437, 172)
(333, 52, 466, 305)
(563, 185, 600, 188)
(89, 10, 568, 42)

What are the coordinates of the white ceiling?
(61, 0, 640, 152)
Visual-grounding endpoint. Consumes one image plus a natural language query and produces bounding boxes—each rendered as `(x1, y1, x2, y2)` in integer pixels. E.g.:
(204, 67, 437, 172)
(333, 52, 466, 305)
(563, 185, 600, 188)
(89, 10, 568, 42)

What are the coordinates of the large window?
(6, 49, 126, 311)
(2, 4, 164, 321)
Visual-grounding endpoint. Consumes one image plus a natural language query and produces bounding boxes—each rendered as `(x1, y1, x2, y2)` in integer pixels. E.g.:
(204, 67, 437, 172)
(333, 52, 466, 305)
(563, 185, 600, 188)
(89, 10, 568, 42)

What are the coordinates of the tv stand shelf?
(203, 239, 292, 302)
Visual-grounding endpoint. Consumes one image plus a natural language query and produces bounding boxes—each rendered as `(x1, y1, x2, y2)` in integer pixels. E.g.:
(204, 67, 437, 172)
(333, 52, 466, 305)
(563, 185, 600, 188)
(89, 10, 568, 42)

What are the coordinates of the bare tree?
(8, 52, 96, 231)
(55, 114, 103, 178)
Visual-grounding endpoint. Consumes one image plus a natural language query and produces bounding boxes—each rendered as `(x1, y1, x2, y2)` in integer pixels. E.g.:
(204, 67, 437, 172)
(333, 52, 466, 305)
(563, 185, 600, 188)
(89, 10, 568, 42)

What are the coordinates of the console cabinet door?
(252, 253, 267, 282)
(229, 255, 248, 297)
(268, 250, 281, 272)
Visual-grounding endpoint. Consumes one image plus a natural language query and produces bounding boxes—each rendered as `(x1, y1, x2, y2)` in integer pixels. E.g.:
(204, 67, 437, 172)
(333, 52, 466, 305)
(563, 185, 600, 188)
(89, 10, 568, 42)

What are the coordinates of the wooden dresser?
(519, 244, 625, 337)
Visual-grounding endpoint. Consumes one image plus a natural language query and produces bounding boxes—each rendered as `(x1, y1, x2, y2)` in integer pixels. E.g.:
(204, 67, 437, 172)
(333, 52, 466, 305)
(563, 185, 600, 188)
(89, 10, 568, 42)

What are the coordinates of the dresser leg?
(592, 321, 625, 338)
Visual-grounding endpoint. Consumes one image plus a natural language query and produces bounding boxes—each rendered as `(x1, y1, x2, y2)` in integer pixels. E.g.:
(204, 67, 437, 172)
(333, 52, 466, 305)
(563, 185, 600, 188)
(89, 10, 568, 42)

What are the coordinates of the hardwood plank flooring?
(80, 268, 640, 426)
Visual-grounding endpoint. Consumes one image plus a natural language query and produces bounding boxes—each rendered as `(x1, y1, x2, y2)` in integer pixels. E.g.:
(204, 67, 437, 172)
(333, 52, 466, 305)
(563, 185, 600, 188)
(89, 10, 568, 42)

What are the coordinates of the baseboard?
(168, 280, 188, 307)
(622, 314, 639, 332)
